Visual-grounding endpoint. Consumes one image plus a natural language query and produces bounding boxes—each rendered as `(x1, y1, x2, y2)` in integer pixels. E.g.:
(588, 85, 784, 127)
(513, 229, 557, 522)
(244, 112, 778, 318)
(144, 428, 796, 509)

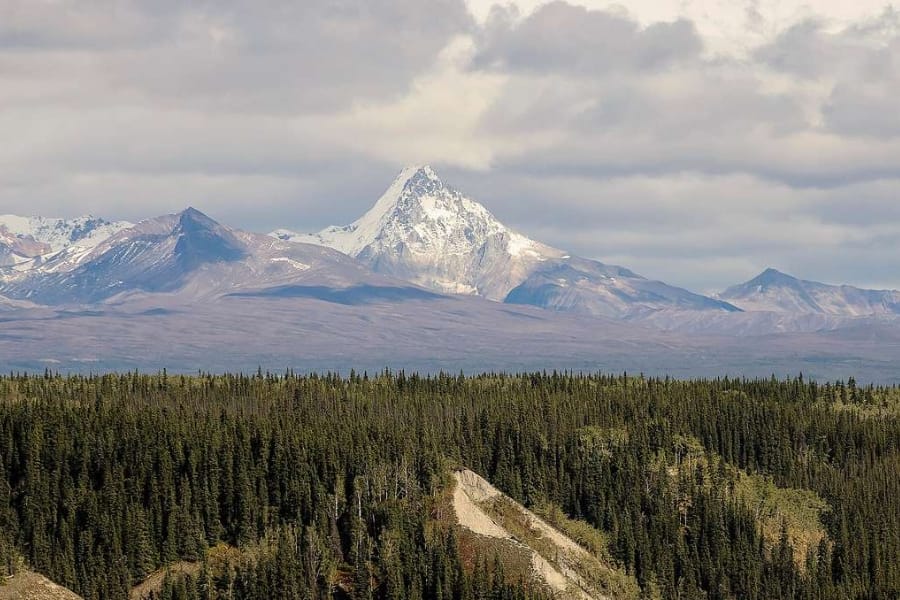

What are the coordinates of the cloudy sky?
(2, 0, 899, 292)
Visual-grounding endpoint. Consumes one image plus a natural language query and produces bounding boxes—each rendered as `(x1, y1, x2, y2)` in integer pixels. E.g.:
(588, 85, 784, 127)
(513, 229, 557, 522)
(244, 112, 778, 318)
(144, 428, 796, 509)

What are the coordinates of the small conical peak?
(751, 267, 798, 285)
(178, 206, 210, 222)
(173, 207, 245, 266)
(175, 206, 229, 234)
(716, 269, 806, 298)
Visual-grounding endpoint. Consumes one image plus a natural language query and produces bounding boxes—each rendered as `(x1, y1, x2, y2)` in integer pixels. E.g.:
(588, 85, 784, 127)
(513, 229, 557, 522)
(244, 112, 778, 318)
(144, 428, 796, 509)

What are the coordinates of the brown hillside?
(0, 571, 82, 600)
(451, 468, 640, 600)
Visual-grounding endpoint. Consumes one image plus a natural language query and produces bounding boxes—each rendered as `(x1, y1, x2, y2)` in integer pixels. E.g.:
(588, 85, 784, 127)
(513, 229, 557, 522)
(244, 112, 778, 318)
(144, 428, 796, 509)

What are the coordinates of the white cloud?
(317, 36, 508, 170)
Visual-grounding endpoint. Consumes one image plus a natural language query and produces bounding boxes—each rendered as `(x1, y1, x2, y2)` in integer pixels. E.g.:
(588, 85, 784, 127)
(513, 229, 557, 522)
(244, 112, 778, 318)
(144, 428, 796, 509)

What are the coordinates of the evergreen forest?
(0, 370, 898, 599)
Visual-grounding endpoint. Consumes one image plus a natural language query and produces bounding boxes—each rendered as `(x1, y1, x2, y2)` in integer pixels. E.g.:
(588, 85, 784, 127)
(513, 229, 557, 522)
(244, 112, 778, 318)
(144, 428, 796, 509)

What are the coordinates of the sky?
(1, 0, 899, 293)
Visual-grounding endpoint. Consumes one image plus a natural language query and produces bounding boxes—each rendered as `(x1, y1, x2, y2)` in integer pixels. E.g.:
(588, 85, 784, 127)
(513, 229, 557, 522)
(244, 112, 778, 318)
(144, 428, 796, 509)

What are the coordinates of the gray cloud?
(467, 5, 900, 189)
(473, 1, 702, 75)
(825, 82, 900, 138)
(0, 0, 473, 113)
(756, 10, 900, 79)
(479, 68, 806, 141)
(755, 10, 900, 139)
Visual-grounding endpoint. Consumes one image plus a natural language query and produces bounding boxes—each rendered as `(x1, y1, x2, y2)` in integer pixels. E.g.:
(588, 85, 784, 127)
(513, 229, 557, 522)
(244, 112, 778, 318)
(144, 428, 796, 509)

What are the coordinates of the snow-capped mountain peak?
(341, 164, 476, 256)
(273, 166, 560, 297)
(0, 214, 133, 271)
(282, 165, 545, 260)
(0, 214, 133, 253)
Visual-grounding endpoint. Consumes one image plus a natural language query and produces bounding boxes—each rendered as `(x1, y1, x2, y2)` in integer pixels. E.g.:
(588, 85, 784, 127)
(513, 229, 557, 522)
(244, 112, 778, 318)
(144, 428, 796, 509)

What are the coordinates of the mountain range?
(2, 166, 899, 381)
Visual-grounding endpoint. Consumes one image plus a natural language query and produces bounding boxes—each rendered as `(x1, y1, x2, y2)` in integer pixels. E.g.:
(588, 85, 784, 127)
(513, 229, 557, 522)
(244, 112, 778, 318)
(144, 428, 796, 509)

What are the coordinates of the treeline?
(0, 371, 898, 599)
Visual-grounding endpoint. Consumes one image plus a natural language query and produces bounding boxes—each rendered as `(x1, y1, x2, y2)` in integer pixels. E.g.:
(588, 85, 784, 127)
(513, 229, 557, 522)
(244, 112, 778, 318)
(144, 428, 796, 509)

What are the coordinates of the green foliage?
(648, 432, 830, 569)
(732, 471, 829, 564)
(0, 371, 897, 599)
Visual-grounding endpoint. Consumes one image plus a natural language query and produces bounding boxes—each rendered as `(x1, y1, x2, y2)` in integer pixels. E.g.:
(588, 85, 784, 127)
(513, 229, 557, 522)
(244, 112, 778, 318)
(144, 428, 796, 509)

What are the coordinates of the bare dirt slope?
(0, 572, 82, 600)
(452, 469, 627, 600)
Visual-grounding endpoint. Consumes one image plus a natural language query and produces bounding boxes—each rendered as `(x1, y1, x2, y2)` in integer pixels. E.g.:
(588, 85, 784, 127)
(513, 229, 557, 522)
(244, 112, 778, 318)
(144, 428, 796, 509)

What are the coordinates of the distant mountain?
(273, 165, 559, 298)
(1, 205, 900, 381)
(0, 208, 438, 306)
(274, 166, 738, 318)
(504, 256, 739, 317)
(720, 268, 900, 316)
(0, 214, 132, 271)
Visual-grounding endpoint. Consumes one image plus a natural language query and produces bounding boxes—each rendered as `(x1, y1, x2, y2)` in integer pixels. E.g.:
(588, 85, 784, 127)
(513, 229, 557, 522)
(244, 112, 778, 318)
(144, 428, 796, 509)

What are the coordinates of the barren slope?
(452, 469, 638, 600)
(0, 572, 82, 600)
